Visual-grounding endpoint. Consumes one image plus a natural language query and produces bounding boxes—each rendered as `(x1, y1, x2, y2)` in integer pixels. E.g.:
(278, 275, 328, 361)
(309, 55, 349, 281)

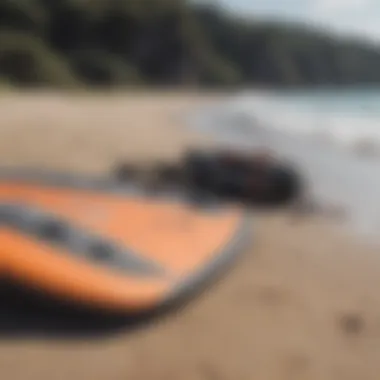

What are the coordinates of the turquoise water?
(189, 88, 380, 241)
(272, 87, 380, 115)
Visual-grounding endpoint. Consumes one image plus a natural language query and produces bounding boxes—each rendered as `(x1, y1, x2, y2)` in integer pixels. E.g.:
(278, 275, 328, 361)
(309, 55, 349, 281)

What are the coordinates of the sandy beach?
(0, 91, 379, 380)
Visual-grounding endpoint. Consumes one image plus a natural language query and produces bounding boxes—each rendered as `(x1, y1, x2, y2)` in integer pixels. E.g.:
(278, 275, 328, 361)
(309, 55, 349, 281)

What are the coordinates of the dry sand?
(0, 91, 380, 380)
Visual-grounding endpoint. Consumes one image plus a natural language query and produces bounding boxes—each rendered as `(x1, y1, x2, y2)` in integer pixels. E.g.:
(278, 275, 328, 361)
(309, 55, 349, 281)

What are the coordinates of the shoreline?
(0, 91, 379, 380)
(185, 94, 380, 243)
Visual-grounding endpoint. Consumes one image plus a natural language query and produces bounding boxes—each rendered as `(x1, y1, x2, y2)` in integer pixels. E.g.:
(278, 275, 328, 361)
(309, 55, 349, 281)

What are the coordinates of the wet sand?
(0, 92, 380, 380)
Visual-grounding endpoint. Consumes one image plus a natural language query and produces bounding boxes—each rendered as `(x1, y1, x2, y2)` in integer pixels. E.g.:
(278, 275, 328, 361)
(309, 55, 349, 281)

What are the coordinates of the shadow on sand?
(0, 281, 172, 340)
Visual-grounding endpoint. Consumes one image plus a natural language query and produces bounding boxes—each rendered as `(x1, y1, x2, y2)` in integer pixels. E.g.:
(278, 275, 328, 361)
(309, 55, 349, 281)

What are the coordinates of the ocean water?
(237, 88, 380, 152)
(188, 88, 380, 241)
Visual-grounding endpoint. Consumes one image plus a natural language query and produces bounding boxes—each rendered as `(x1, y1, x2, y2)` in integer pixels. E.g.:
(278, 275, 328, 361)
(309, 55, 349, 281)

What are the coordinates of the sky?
(214, 0, 380, 42)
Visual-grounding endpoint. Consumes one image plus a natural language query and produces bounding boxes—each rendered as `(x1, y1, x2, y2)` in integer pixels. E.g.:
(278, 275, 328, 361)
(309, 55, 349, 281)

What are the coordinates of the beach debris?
(113, 162, 141, 182)
(289, 195, 347, 222)
(112, 148, 304, 208)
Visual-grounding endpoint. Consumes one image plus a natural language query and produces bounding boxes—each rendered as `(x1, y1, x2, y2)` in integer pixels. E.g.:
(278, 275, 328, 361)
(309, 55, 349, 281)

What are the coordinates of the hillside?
(1, 0, 380, 88)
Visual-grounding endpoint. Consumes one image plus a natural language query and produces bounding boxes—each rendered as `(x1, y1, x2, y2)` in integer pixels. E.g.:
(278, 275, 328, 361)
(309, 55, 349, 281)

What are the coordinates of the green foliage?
(0, 76, 13, 90)
(193, 5, 380, 87)
(0, 0, 47, 34)
(0, 0, 380, 88)
(0, 32, 78, 87)
(69, 50, 142, 86)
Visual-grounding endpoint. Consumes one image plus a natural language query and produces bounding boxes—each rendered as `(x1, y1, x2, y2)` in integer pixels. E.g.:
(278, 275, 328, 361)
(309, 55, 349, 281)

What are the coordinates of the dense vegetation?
(1, 0, 380, 88)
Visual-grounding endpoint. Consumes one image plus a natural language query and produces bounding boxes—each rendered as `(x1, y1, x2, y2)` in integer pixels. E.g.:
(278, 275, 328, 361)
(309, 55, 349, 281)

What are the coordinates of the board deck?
(0, 169, 250, 313)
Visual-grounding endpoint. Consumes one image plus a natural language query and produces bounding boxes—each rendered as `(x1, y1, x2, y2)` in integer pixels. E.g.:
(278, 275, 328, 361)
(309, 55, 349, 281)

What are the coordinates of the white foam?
(233, 91, 380, 157)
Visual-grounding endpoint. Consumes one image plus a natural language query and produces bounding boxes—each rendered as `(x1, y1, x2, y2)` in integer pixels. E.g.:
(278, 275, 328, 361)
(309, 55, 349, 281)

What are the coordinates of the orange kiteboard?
(0, 169, 250, 314)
